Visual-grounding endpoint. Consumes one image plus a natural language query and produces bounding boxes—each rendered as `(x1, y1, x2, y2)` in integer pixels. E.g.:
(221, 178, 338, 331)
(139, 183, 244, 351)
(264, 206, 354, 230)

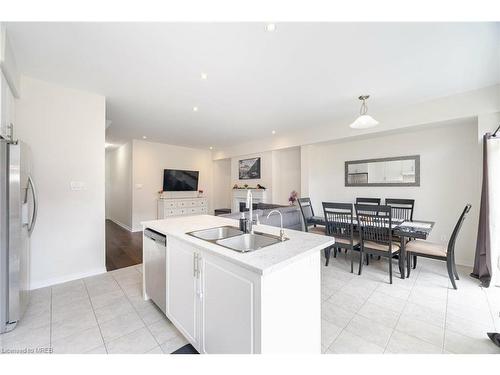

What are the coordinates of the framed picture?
(239, 157, 261, 180)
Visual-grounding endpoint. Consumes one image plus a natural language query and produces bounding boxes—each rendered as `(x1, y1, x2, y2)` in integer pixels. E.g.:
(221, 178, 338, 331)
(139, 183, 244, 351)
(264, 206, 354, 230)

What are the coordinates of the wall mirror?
(345, 155, 420, 187)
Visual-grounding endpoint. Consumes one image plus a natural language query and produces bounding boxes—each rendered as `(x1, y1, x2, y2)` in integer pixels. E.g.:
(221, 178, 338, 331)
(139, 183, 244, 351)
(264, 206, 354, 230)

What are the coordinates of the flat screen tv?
(163, 169, 199, 191)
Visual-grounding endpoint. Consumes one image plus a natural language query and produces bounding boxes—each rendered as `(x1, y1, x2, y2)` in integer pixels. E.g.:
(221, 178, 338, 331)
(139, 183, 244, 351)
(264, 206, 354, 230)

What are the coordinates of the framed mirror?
(345, 155, 420, 187)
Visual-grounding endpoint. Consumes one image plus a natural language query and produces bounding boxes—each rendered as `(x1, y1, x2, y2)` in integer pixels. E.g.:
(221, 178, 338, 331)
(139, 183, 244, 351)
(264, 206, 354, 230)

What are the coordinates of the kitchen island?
(142, 215, 334, 354)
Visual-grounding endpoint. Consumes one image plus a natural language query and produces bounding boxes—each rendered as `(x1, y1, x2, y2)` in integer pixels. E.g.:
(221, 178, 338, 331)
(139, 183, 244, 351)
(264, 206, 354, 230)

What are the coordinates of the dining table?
(310, 216, 435, 279)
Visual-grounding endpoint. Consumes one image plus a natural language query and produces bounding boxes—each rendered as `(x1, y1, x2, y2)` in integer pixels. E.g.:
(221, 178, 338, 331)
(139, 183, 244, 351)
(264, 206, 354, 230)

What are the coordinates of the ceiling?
(6, 22, 500, 149)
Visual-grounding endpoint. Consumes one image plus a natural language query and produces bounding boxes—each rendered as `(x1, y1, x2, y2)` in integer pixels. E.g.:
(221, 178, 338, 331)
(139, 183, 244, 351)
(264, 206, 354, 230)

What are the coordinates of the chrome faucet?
(245, 189, 254, 234)
(267, 210, 287, 242)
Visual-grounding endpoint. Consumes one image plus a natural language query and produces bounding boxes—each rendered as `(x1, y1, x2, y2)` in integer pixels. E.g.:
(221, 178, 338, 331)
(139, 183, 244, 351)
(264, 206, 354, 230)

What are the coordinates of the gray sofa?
(220, 205, 303, 231)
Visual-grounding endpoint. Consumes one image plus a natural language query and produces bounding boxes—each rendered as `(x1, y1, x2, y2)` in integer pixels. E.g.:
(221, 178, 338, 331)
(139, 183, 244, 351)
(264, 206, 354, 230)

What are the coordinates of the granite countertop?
(142, 215, 334, 275)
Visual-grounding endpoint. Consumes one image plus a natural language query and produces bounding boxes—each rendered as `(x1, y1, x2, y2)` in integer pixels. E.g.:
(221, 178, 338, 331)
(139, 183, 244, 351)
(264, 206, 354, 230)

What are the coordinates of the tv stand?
(157, 197, 208, 219)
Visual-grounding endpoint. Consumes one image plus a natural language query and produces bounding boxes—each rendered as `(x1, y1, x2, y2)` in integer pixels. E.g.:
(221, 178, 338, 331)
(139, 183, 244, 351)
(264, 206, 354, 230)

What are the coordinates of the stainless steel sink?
(216, 233, 284, 253)
(187, 226, 243, 241)
(186, 226, 286, 253)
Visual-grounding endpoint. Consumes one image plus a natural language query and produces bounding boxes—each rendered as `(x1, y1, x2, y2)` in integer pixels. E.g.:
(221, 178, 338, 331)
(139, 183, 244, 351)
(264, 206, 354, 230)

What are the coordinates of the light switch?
(70, 181, 86, 191)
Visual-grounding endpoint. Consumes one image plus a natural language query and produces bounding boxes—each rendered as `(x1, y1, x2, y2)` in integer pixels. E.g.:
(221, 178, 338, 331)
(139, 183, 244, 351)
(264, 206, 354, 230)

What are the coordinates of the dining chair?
(405, 204, 471, 289)
(297, 197, 326, 233)
(322, 202, 360, 271)
(354, 204, 401, 284)
(385, 198, 415, 221)
(356, 197, 381, 205)
(385, 198, 416, 262)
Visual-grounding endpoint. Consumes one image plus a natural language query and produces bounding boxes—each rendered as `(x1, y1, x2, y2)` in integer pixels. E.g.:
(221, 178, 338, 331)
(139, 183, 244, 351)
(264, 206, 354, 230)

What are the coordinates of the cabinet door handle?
(193, 253, 197, 277)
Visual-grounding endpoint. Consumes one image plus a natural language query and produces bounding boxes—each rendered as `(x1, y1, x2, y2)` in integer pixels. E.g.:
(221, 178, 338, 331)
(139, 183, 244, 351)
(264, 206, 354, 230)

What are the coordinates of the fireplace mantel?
(232, 189, 269, 213)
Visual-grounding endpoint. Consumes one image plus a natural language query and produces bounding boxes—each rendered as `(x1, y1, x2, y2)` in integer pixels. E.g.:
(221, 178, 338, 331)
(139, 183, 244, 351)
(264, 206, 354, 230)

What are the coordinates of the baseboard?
(108, 218, 134, 232)
(30, 267, 107, 290)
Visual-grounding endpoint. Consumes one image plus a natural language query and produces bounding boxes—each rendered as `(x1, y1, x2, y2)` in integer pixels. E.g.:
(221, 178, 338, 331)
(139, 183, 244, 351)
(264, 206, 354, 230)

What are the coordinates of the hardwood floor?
(105, 219, 143, 271)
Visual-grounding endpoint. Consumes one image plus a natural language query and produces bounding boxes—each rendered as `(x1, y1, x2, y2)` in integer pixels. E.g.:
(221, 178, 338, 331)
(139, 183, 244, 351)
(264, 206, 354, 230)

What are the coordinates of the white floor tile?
(444, 330, 499, 354)
(160, 334, 189, 354)
(89, 289, 126, 310)
(93, 296, 135, 324)
(147, 319, 181, 345)
(326, 290, 367, 313)
(395, 315, 444, 347)
(367, 290, 407, 313)
(344, 314, 393, 348)
(106, 327, 158, 354)
(386, 331, 442, 354)
(326, 330, 385, 354)
(51, 297, 93, 323)
(321, 319, 342, 348)
(400, 302, 446, 328)
(98, 310, 145, 342)
(357, 302, 400, 329)
(321, 300, 354, 328)
(51, 326, 104, 354)
(136, 303, 166, 326)
(86, 345, 107, 354)
(1, 324, 50, 351)
(51, 310, 98, 342)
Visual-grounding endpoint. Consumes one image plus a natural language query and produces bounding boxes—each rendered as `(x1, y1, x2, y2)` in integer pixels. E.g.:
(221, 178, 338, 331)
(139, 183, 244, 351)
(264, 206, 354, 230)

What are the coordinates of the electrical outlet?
(70, 181, 86, 191)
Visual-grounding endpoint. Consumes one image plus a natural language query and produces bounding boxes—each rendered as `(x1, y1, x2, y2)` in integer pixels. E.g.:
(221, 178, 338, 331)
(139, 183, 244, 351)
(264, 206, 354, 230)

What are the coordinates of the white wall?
(106, 142, 133, 229)
(302, 119, 482, 267)
(131, 139, 213, 231)
(16, 76, 106, 289)
(231, 151, 273, 191)
(228, 148, 301, 206)
(272, 147, 301, 205)
(213, 85, 500, 160)
(213, 158, 232, 209)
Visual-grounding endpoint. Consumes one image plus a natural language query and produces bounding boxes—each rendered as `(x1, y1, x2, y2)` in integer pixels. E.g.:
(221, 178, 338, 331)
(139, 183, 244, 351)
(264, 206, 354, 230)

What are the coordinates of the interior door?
(166, 237, 198, 345)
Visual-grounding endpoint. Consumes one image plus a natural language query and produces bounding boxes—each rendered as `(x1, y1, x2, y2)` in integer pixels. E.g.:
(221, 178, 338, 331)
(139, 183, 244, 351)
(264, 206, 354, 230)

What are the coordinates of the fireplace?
(232, 189, 269, 213)
(239, 202, 258, 212)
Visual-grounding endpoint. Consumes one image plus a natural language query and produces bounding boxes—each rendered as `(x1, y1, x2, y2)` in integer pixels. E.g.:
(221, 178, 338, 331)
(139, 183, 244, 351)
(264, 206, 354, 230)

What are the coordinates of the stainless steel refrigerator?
(0, 135, 37, 333)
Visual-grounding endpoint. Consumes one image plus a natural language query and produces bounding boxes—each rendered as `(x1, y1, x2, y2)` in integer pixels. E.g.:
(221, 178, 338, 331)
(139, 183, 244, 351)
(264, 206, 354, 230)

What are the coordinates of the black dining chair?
(356, 197, 381, 205)
(355, 204, 402, 284)
(297, 197, 326, 233)
(405, 204, 471, 289)
(385, 198, 416, 266)
(322, 202, 360, 271)
(385, 199, 415, 222)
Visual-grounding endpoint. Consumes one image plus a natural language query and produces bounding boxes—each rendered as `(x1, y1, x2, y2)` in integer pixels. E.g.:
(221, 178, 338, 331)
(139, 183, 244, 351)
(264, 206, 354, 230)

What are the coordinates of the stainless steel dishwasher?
(143, 228, 167, 314)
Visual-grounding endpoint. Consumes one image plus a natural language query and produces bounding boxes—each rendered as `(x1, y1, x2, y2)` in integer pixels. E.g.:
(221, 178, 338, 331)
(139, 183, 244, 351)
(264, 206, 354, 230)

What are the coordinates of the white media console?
(157, 197, 208, 219)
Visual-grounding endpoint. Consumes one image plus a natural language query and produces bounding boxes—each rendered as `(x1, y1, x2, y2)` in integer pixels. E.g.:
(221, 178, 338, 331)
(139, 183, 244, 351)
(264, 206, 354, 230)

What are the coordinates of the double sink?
(187, 226, 286, 253)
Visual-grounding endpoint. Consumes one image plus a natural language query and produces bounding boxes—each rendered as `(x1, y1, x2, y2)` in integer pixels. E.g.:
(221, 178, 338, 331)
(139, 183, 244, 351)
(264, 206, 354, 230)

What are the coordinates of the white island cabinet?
(142, 215, 334, 354)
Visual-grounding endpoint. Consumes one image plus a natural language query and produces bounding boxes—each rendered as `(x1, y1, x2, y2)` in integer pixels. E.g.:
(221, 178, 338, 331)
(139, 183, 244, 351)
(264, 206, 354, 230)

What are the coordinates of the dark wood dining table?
(312, 216, 435, 279)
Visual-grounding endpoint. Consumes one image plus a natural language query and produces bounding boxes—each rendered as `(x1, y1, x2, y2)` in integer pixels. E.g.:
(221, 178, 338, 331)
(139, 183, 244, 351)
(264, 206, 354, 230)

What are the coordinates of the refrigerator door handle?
(27, 175, 38, 235)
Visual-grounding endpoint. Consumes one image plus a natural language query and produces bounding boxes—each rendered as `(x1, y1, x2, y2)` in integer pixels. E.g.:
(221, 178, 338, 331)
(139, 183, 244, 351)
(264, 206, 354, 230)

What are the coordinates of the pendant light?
(349, 95, 379, 129)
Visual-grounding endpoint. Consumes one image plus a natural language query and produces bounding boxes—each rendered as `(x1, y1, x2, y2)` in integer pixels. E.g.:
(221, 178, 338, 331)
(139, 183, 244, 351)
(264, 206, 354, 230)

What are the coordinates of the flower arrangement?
(288, 190, 298, 205)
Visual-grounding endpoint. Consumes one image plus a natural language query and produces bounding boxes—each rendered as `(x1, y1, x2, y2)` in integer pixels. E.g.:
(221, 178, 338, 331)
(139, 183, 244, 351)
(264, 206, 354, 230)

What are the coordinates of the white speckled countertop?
(142, 215, 335, 275)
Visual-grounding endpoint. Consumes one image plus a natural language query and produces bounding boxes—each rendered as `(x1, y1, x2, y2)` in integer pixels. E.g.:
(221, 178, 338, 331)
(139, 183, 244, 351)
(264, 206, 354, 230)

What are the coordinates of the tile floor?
(1, 254, 499, 354)
(0, 264, 188, 354)
(321, 253, 500, 354)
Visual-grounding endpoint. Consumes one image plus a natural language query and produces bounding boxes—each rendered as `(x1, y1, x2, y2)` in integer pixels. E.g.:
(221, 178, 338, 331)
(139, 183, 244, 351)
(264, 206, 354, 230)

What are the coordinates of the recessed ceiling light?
(209, 146, 213, 150)
(142, 136, 147, 139)
(266, 23, 276, 32)
(193, 106, 199, 112)
(200, 73, 208, 80)
(271, 130, 276, 135)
